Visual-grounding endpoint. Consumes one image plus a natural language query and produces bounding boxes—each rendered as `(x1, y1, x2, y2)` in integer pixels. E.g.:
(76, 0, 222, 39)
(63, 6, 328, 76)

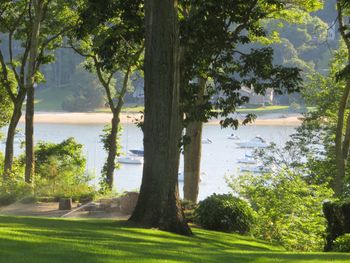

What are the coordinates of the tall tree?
(334, 0, 350, 197)
(129, 0, 191, 235)
(0, 0, 77, 181)
(179, 0, 322, 203)
(24, 0, 43, 184)
(71, 0, 144, 191)
(0, 0, 31, 178)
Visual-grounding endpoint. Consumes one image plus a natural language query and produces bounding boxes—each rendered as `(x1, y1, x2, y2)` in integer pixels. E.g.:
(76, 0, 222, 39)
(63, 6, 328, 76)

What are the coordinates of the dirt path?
(0, 202, 129, 219)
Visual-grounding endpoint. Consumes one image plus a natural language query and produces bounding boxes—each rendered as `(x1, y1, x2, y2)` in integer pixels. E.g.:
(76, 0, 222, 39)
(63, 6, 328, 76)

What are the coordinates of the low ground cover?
(0, 216, 349, 263)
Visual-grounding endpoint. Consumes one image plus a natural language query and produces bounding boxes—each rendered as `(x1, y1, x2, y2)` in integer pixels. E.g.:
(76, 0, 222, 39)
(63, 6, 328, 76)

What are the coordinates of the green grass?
(236, 105, 290, 115)
(0, 216, 349, 263)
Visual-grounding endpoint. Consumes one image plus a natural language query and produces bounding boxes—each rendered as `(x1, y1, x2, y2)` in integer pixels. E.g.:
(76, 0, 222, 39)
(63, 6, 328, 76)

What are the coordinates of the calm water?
(1, 123, 297, 200)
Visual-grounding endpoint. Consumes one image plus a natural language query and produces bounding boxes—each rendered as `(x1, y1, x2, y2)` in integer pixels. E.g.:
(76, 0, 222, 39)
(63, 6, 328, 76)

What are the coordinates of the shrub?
(228, 170, 333, 251)
(28, 138, 96, 201)
(0, 156, 31, 206)
(195, 194, 254, 234)
(323, 200, 350, 251)
(333, 234, 350, 252)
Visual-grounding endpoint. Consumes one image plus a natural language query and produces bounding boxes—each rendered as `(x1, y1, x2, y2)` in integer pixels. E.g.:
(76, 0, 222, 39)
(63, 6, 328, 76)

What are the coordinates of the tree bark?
(3, 102, 23, 178)
(25, 0, 42, 184)
(183, 121, 203, 203)
(183, 77, 206, 203)
(129, 0, 191, 235)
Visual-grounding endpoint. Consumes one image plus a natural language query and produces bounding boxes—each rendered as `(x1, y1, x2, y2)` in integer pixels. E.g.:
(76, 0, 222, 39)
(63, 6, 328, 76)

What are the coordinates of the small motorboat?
(239, 165, 271, 173)
(237, 157, 257, 164)
(202, 138, 213, 144)
(227, 134, 240, 140)
(236, 136, 268, 148)
(117, 155, 143, 164)
(128, 149, 144, 157)
(245, 151, 255, 158)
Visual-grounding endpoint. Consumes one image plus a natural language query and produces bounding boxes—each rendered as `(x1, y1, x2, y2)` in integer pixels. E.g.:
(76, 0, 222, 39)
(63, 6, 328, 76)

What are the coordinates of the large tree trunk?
(129, 0, 191, 235)
(25, 0, 42, 184)
(3, 102, 23, 178)
(183, 77, 206, 203)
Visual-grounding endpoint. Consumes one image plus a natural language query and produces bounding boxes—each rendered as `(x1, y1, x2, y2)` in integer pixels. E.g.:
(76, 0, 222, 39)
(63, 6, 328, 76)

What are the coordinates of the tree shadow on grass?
(1, 216, 350, 263)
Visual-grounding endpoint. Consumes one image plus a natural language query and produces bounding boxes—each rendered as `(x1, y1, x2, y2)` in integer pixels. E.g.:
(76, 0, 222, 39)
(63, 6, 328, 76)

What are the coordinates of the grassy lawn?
(0, 216, 349, 263)
(236, 105, 290, 115)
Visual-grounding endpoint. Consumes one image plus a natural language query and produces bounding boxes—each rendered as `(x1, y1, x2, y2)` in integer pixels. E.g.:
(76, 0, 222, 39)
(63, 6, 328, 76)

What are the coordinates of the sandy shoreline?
(19, 112, 303, 126)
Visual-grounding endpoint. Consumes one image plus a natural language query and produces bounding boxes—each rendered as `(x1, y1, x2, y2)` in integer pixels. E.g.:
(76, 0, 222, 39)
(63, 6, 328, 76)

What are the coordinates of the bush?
(333, 234, 350, 252)
(228, 170, 333, 251)
(195, 194, 254, 234)
(0, 156, 31, 206)
(323, 200, 350, 251)
(28, 138, 96, 201)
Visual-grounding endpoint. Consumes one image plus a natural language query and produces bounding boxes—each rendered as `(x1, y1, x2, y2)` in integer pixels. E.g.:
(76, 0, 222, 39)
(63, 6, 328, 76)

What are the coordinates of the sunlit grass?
(0, 216, 349, 263)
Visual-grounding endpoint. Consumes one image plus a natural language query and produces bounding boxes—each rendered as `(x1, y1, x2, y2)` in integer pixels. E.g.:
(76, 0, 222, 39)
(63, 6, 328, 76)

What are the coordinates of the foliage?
(0, 154, 30, 205)
(296, 45, 350, 197)
(333, 234, 350, 252)
(178, 0, 324, 128)
(228, 162, 333, 251)
(323, 200, 350, 251)
(0, 65, 15, 128)
(61, 67, 105, 112)
(195, 193, 254, 234)
(69, 0, 144, 191)
(23, 138, 96, 200)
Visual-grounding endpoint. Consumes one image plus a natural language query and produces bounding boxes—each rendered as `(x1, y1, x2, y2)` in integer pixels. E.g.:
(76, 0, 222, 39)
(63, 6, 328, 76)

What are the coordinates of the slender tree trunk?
(335, 79, 350, 197)
(103, 70, 130, 190)
(183, 77, 206, 203)
(129, 0, 191, 235)
(3, 102, 23, 178)
(105, 113, 119, 189)
(25, 0, 42, 184)
(183, 121, 203, 202)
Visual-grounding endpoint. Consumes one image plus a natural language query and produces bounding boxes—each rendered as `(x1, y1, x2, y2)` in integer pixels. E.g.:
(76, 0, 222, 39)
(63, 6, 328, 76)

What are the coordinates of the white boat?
(128, 149, 144, 157)
(227, 134, 240, 140)
(178, 172, 206, 182)
(245, 151, 255, 158)
(239, 165, 271, 173)
(237, 157, 257, 164)
(117, 155, 143, 164)
(236, 136, 268, 148)
(202, 138, 212, 144)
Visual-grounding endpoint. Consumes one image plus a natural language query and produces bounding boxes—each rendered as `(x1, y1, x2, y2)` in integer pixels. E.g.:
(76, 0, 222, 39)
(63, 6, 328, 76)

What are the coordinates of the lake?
(1, 123, 297, 200)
